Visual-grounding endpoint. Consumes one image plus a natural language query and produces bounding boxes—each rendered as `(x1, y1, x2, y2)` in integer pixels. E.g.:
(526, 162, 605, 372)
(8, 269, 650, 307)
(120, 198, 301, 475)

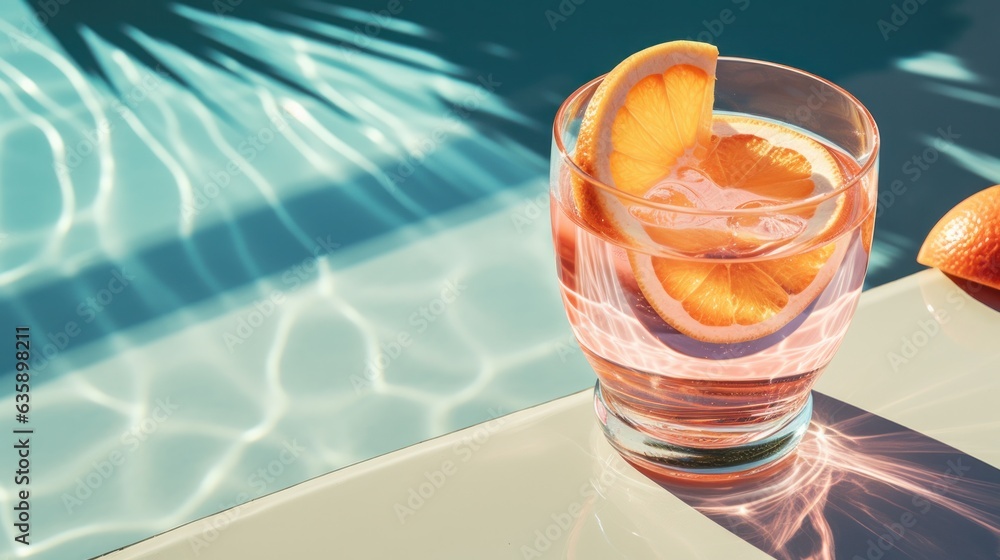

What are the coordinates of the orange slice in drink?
(636, 115, 849, 255)
(917, 184, 1000, 290)
(628, 243, 844, 343)
(573, 41, 851, 343)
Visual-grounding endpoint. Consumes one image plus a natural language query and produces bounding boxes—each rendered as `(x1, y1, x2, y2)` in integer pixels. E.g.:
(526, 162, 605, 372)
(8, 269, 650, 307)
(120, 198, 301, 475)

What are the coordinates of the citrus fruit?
(917, 184, 1000, 290)
(636, 115, 849, 256)
(572, 40, 852, 343)
(628, 243, 845, 343)
(573, 41, 717, 245)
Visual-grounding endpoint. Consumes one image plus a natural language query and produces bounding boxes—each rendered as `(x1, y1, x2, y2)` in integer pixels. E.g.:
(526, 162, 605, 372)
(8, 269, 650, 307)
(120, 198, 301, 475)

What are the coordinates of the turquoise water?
(0, 0, 998, 558)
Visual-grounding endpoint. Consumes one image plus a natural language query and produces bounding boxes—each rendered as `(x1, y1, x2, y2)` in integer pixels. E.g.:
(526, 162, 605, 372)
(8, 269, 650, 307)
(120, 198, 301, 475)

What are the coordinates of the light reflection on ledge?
(652, 393, 1000, 559)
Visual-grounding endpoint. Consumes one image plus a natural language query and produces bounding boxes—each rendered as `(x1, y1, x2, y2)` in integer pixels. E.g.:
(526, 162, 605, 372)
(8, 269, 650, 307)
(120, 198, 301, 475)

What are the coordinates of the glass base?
(594, 381, 812, 481)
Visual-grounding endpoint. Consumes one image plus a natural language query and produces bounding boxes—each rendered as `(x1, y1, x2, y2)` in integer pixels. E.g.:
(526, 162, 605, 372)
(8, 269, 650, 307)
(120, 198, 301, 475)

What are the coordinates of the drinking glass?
(551, 57, 879, 479)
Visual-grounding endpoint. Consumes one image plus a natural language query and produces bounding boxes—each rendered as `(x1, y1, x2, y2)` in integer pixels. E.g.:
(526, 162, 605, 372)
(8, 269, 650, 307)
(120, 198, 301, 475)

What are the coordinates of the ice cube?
(728, 200, 808, 242)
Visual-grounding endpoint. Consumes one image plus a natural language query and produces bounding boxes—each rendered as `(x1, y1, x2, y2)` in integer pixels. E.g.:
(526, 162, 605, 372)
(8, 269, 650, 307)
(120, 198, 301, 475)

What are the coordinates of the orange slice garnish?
(572, 41, 852, 343)
(917, 184, 1000, 290)
(574, 41, 717, 245)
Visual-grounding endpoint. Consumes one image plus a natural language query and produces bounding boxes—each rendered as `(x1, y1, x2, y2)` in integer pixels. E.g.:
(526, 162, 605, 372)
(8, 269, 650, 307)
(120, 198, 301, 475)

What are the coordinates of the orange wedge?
(573, 40, 852, 343)
(917, 184, 1000, 290)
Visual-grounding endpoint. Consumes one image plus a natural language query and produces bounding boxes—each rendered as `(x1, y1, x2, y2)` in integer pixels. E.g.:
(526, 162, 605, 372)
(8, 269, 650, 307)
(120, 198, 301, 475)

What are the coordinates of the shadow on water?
(653, 393, 1000, 559)
(1, 0, 547, 385)
(384, 0, 972, 153)
(26, 0, 972, 148)
(32, 0, 465, 122)
(0, 134, 541, 384)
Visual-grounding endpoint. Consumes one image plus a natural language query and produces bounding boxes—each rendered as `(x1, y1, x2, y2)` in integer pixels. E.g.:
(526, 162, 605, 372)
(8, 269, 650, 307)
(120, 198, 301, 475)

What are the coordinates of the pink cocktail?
(551, 45, 879, 478)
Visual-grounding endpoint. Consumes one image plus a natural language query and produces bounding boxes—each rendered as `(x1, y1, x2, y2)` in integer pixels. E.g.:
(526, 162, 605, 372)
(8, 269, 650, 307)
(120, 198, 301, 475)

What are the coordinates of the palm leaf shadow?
(32, 0, 449, 124)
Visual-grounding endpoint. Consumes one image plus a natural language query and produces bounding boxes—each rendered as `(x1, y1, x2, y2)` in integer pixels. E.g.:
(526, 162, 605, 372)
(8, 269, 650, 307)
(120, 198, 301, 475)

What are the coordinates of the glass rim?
(552, 56, 880, 216)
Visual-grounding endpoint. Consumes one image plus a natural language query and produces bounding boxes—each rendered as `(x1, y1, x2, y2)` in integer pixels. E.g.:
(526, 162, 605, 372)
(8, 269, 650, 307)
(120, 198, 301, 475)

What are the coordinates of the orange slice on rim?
(573, 41, 717, 245)
(572, 41, 851, 343)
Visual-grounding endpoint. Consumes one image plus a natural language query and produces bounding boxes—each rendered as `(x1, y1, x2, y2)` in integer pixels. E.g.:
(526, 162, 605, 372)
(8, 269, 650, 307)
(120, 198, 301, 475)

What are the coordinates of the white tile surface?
(101, 270, 1000, 559)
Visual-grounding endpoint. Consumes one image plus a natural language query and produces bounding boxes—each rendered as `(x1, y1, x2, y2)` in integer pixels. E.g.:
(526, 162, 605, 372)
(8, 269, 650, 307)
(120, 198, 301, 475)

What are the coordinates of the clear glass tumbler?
(551, 57, 879, 479)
